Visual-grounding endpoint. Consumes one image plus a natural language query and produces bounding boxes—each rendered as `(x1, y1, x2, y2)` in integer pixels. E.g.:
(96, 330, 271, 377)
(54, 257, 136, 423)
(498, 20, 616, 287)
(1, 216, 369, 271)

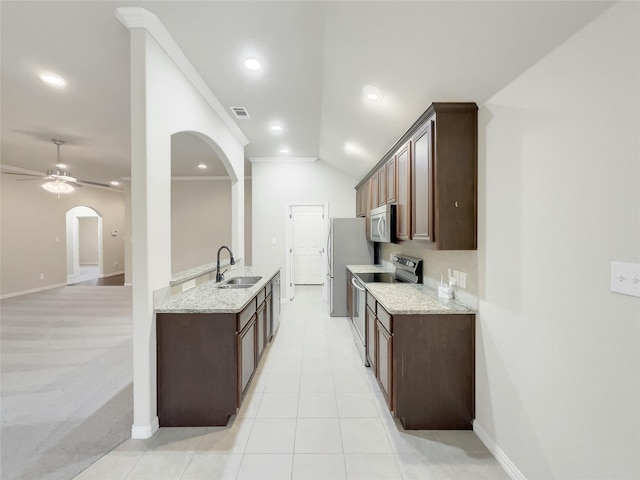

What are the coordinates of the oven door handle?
(351, 277, 366, 292)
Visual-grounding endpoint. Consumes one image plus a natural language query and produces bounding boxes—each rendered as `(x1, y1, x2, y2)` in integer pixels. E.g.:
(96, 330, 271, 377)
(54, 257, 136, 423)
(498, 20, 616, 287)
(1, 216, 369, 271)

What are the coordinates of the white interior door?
(291, 205, 324, 285)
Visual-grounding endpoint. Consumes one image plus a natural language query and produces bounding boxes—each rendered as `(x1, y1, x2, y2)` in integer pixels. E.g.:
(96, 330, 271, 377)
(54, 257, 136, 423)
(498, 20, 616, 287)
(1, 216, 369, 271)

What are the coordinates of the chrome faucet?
(216, 246, 235, 282)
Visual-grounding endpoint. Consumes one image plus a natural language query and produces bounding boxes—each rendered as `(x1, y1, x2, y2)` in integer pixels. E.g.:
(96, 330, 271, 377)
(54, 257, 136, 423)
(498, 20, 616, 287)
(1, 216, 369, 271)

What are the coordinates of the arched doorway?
(66, 206, 103, 284)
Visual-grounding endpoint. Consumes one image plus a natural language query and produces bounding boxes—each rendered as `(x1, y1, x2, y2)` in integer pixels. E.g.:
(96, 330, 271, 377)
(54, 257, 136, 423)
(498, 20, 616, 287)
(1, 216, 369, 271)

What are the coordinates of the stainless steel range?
(350, 254, 423, 365)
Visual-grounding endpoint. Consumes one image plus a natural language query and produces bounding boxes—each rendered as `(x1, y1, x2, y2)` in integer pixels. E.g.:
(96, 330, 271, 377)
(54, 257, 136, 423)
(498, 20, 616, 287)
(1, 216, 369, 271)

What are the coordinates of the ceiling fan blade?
(78, 179, 110, 188)
(2, 171, 42, 177)
(16, 177, 46, 181)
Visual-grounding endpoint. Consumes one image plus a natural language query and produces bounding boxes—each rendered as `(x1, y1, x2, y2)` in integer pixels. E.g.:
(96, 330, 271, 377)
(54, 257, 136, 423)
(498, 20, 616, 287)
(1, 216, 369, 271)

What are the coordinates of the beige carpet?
(1, 285, 133, 480)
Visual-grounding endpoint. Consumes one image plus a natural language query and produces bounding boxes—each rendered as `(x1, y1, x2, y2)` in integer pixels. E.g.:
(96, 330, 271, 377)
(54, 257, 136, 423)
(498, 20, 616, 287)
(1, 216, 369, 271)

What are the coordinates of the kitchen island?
(154, 267, 280, 427)
(347, 264, 476, 430)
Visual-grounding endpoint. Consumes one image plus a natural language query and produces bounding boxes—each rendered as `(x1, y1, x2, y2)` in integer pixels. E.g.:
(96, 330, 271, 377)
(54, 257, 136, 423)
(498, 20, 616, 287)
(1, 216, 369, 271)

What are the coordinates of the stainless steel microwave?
(369, 204, 396, 243)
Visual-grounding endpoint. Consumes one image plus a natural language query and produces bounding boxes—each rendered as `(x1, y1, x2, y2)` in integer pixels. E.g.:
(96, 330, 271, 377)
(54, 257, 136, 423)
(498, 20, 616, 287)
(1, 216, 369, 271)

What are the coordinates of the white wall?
(476, 3, 639, 479)
(119, 7, 247, 438)
(0, 174, 125, 297)
(252, 159, 357, 291)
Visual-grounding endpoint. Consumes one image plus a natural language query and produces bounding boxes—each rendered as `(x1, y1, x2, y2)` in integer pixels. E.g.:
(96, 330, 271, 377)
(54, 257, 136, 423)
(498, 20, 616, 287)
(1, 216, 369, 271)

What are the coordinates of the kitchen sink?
(217, 276, 262, 289)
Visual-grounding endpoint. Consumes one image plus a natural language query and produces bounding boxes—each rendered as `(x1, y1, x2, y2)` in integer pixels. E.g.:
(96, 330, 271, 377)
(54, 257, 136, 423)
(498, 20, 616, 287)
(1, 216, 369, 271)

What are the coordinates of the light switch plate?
(610, 262, 640, 298)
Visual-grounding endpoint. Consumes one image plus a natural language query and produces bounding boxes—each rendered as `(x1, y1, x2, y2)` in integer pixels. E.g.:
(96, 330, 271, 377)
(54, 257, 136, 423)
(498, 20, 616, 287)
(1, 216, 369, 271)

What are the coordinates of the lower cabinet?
(376, 319, 393, 408)
(156, 274, 279, 427)
(365, 305, 376, 370)
(238, 316, 256, 398)
(256, 301, 266, 360)
(365, 292, 475, 430)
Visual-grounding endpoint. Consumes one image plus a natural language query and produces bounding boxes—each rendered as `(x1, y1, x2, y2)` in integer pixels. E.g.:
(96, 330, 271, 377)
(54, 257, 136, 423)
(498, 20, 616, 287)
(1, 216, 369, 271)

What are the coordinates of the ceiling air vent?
(230, 106, 251, 120)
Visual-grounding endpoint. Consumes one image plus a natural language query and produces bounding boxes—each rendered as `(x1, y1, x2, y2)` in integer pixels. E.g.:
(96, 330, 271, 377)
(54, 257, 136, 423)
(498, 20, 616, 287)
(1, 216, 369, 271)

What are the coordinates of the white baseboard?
(124, 283, 133, 287)
(0, 282, 67, 300)
(131, 416, 159, 439)
(474, 420, 527, 480)
(100, 270, 125, 278)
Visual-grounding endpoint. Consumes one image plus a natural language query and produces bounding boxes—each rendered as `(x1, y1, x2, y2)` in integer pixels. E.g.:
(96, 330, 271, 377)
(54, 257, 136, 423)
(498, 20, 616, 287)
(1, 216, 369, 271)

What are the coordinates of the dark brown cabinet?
(256, 301, 266, 360)
(395, 142, 411, 241)
(238, 315, 256, 397)
(366, 306, 376, 369)
(369, 174, 378, 212)
(376, 319, 392, 408)
(356, 183, 368, 218)
(377, 166, 386, 207)
(411, 121, 434, 241)
(363, 291, 475, 430)
(385, 157, 396, 204)
(156, 273, 279, 427)
(353, 102, 477, 250)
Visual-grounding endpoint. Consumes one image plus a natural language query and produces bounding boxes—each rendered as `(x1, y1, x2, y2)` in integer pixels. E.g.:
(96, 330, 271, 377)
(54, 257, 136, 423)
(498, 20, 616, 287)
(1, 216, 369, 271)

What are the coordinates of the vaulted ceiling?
(1, 1, 613, 188)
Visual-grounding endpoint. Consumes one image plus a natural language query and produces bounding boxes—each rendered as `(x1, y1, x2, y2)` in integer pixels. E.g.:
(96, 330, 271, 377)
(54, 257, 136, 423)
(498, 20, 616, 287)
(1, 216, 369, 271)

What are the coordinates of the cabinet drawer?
(257, 288, 266, 306)
(366, 292, 376, 313)
(238, 298, 257, 331)
(377, 305, 392, 332)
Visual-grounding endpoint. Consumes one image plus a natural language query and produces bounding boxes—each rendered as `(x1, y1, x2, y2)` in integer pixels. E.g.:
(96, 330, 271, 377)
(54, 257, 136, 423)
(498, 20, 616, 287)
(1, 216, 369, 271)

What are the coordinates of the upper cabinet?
(395, 142, 411, 242)
(354, 102, 477, 250)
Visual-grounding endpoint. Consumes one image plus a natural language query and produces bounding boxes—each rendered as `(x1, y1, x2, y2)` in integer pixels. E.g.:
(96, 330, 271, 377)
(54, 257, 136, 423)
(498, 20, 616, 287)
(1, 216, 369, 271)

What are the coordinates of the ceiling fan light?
(42, 180, 74, 194)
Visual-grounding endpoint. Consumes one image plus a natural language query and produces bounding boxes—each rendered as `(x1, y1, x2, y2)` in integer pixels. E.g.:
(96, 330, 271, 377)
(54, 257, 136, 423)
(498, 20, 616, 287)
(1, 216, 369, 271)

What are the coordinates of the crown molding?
(249, 157, 318, 163)
(115, 7, 249, 147)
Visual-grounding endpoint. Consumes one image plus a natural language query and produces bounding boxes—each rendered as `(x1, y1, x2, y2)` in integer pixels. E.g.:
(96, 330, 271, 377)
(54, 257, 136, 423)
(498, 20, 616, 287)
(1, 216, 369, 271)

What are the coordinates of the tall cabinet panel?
(395, 142, 411, 241)
(411, 120, 434, 241)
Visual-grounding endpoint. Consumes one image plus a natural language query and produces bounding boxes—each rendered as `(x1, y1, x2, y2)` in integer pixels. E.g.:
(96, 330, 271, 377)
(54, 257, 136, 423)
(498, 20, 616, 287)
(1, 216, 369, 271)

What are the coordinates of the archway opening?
(170, 131, 234, 275)
(66, 206, 103, 284)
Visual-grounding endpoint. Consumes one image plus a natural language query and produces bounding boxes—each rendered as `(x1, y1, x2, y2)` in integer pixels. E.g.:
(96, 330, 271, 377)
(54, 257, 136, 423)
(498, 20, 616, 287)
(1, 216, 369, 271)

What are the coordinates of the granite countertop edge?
(156, 266, 279, 314)
(170, 258, 241, 286)
(347, 264, 475, 315)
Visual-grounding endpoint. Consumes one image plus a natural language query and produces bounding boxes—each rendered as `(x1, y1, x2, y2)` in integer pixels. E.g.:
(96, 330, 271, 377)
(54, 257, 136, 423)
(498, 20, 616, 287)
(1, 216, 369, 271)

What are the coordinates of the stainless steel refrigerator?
(328, 217, 374, 316)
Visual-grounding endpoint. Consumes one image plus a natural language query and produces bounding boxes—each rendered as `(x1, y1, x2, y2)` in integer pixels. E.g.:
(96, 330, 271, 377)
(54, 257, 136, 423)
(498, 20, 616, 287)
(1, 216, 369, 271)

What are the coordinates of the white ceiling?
(1, 1, 613, 187)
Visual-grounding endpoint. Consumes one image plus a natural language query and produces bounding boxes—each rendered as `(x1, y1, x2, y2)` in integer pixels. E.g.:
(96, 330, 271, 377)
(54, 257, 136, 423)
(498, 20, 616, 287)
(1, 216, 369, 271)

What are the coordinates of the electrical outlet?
(114, 262, 118, 268)
(272, 237, 277, 245)
(452, 270, 460, 285)
(459, 271, 467, 289)
(610, 261, 640, 298)
(40, 273, 45, 280)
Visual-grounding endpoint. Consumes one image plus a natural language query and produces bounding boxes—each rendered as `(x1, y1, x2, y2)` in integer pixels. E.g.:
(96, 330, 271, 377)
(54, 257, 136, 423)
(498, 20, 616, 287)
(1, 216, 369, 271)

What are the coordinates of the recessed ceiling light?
(279, 148, 290, 154)
(269, 124, 283, 133)
(244, 58, 261, 71)
(55, 163, 67, 170)
(363, 85, 383, 102)
(110, 181, 120, 186)
(40, 72, 66, 88)
(344, 142, 357, 152)
(197, 163, 208, 169)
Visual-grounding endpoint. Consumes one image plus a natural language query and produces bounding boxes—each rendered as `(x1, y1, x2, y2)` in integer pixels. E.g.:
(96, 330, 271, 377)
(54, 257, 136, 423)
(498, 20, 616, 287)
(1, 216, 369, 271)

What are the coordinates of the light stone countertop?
(156, 267, 279, 314)
(347, 264, 475, 315)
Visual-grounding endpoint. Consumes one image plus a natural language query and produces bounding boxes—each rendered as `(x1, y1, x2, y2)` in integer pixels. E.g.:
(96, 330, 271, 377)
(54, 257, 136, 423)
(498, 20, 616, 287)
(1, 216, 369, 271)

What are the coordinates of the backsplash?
(380, 242, 477, 296)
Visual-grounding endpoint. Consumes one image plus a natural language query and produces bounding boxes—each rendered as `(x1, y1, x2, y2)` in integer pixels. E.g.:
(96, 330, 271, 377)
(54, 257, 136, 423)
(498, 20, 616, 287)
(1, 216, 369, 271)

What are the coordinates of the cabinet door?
(238, 317, 257, 398)
(364, 182, 372, 239)
(257, 302, 266, 359)
(370, 174, 378, 211)
(395, 142, 411, 241)
(377, 166, 386, 207)
(411, 120, 434, 241)
(356, 184, 367, 218)
(366, 305, 376, 370)
(386, 157, 396, 204)
(266, 294, 273, 342)
(376, 320, 393, 409)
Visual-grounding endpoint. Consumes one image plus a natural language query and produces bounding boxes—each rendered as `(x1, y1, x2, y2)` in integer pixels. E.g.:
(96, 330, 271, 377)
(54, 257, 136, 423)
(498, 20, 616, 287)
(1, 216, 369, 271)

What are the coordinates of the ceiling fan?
(2, 139, 111, 195)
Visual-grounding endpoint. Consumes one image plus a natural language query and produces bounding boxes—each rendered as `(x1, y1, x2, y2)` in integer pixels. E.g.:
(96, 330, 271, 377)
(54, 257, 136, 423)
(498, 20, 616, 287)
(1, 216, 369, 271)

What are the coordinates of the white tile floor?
(73, 286, 510, 480)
